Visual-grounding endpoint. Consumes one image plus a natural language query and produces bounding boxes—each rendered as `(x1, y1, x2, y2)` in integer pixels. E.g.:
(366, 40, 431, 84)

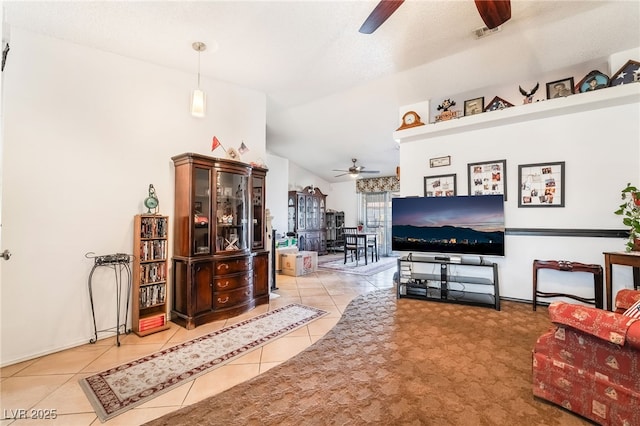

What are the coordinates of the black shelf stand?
(396, 255, 500, 310)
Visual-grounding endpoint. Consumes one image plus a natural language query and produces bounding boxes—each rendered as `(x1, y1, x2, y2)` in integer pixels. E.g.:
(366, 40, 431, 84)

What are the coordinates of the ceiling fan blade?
(474, 0, 511, 29)
(334, 172, 350, 177)
(359, 0, 405, 34)
(332, 169, 349, 172)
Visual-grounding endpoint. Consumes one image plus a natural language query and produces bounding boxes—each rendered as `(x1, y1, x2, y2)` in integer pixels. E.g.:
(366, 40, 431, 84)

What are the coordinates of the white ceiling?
(3, 1, 640, 182)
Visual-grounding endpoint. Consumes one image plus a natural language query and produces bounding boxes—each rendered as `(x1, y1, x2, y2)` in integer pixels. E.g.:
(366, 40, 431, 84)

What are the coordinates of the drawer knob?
(219, 280, 230, 288)
(217, 296, 229, 304)
(217, 263, 230, 271)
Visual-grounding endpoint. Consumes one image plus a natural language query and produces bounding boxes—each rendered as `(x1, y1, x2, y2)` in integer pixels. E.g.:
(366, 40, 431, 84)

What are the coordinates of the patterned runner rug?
(79, 304, 327, 422)
(318, 255, 398, 276)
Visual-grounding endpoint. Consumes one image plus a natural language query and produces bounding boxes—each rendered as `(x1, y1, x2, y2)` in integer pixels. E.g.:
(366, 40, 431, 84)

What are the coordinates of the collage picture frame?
(468, 159, 507, 200)
(518, 161, 565, 207)
(424, 174, 457, 197)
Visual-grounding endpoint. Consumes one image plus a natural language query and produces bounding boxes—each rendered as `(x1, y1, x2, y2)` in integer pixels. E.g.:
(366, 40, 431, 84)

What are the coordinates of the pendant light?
(191, 41, 206, 117)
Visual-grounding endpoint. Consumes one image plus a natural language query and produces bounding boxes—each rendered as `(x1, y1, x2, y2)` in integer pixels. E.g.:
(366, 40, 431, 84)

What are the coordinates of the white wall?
(328, 180, 359, 227)
(264, 153, 288, 236)
(398, 89, 640, 302)
(0, 28, 270, 366)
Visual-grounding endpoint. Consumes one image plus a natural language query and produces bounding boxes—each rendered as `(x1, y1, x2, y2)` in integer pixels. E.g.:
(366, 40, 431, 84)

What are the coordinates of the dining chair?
(343, 234, 360, 264)
(342, 227, 364, 264)
(365, 234, 378, 263)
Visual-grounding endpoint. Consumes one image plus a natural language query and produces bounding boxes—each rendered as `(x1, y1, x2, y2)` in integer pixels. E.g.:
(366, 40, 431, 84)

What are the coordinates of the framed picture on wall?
(424, 174, 457, 197)
(468, 159, 507, 200)
(518, 161, 565, 207)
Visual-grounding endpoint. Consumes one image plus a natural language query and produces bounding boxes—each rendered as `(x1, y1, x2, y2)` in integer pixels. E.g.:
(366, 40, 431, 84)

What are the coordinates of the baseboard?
(1, 335, 106, 368)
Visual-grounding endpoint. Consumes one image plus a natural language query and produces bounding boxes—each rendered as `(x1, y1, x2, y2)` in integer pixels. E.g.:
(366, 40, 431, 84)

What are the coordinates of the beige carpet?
(144, 289, 592, 426)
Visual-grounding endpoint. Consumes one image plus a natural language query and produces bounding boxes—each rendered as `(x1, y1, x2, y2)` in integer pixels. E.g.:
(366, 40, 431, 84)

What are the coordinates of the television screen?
(392, 195, 505, 257)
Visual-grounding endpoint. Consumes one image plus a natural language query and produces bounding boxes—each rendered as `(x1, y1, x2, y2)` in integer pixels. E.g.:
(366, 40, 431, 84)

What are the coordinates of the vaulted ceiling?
(4, 1, 639, 182)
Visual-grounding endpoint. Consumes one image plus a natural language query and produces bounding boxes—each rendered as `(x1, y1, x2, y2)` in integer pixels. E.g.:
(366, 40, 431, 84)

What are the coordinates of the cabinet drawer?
(214, 257, 251, 274)
(213, 286, 253, 309)
(213, 273, 251, 291)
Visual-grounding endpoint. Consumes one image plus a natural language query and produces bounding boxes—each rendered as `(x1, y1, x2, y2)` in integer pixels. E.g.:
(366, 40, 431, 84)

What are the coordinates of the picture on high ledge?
(464, 97, 484, 116)
(577, 70, 609, 93)
(546, 77, 574, 99)
(609, 59, 640, 86)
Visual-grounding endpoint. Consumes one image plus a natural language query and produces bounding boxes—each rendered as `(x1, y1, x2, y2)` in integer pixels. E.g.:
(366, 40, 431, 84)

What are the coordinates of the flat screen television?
(392, 195, 505, 257)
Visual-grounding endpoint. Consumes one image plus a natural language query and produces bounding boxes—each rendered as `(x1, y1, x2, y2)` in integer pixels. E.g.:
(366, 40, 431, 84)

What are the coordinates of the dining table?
(355, 232, 378, 264)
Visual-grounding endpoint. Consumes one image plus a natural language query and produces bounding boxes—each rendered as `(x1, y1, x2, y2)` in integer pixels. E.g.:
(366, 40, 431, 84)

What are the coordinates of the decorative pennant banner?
(212, 136, 221, 151)
(238, 141, 249, 155)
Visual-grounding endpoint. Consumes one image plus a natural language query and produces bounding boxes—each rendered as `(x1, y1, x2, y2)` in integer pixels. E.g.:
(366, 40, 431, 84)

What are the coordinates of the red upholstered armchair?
(532, 289, 640, 425)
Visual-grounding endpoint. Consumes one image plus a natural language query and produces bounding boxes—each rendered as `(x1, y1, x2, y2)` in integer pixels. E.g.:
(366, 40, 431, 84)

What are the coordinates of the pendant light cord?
(197, 49, 201, 88)
(192, 41, 206, 88)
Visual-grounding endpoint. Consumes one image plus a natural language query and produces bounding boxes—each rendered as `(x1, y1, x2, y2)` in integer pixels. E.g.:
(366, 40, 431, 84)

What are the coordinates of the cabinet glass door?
(252, 176, 265, 249)
(193, 167, 211, 255)
(298, 195, 306, 230)
(288, 196, 295, 233)
(215, 171, 249, 252)
(309, 196, 317, 229)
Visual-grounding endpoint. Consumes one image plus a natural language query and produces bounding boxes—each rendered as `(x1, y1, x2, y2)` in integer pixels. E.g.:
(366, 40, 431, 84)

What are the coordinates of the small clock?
(396, 110, 425, 131)
(144, 184, 159, 214)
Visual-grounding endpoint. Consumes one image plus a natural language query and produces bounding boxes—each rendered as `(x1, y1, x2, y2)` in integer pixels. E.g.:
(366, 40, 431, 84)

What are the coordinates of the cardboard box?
(276, 247, 299, 271)
(281, 251, 318, 276)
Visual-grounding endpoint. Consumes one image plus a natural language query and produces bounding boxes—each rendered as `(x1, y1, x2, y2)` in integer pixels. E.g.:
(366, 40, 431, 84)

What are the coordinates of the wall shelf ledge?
(394, 83, 640, 143)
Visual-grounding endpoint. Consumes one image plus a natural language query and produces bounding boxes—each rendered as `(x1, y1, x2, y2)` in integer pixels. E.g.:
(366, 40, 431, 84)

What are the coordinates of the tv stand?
(396, 256, 500, 310)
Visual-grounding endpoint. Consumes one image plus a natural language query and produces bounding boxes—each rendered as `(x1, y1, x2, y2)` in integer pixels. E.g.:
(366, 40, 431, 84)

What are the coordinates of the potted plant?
(614, 182, 640, 251)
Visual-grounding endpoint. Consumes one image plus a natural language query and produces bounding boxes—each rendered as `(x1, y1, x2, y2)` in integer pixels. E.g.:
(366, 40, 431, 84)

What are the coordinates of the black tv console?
(396, 255, 500, 310)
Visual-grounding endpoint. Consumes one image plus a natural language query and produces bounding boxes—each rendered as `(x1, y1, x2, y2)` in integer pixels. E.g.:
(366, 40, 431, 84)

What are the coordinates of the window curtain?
(356, 176, 399, 193)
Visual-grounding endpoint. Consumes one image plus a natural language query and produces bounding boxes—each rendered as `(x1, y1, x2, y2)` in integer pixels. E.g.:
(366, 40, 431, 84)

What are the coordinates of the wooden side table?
(532, 259, 603, 311)
(603, 251, 640, 311)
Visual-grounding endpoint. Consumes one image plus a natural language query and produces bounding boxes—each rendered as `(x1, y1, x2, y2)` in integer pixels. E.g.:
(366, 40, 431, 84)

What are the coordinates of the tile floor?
(1, 263, 395, 426)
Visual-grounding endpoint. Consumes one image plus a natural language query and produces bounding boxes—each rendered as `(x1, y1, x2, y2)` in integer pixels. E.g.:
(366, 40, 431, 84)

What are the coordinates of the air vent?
(474, 25, 502, 39)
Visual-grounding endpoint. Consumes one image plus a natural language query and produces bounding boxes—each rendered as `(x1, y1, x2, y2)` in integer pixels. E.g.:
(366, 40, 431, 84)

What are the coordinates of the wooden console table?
(603, 251, 640, 311)
(532, 259, 603, 311)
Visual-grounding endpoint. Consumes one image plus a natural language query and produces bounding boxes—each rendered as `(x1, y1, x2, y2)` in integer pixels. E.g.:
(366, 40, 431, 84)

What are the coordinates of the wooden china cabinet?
(287, 186, 327, 254)
(171, 153, 269, 329)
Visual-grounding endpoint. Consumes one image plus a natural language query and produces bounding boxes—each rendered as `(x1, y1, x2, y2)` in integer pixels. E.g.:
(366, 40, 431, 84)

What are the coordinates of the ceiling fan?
(333, 158, 380, 178)
(359, 0, 511, 34)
